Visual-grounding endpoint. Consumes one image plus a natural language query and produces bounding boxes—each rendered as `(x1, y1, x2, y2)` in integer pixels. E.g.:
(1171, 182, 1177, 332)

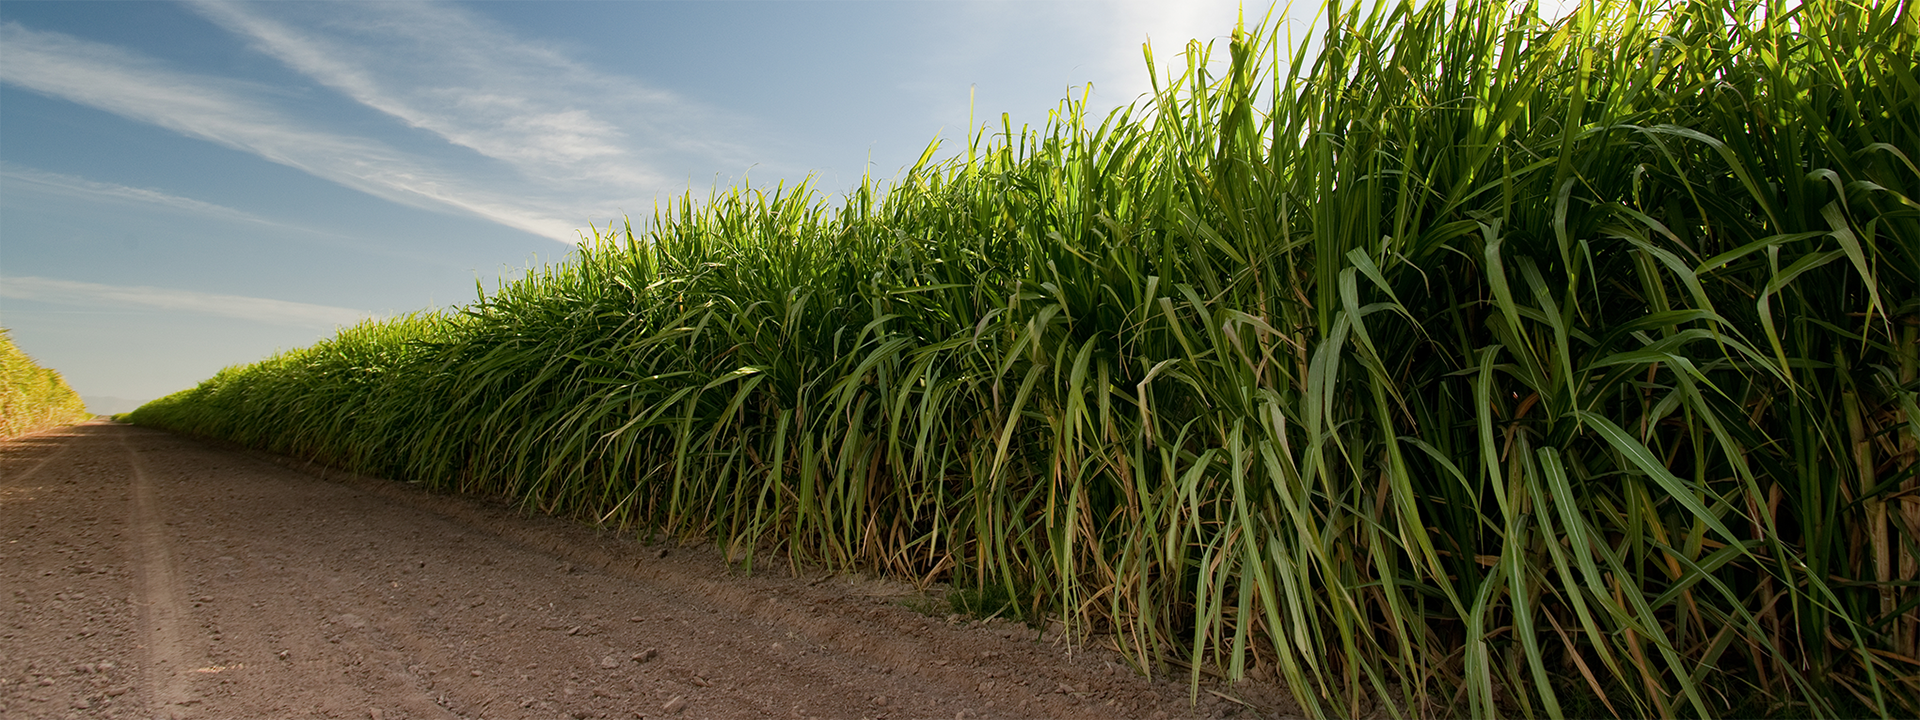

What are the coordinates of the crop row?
(0, 329, 89, 438)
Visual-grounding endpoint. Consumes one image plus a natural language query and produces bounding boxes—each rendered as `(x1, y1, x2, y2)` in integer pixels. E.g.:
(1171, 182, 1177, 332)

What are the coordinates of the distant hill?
(82, 396, 145, 415)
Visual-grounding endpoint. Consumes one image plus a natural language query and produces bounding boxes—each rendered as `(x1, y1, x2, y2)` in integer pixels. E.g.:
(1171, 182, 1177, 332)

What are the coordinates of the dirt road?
(1, 421, 1294, 719)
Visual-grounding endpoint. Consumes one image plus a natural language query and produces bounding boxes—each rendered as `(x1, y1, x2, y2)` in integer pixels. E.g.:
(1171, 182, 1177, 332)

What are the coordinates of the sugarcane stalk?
(1899, 318, 1918, 656)
(1841, 348, 1890, 634)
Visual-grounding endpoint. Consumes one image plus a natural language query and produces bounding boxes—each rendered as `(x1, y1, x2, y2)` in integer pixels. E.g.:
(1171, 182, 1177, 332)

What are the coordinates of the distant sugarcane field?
(1, 330, 90, 438)
(127, 0, 1917, 716)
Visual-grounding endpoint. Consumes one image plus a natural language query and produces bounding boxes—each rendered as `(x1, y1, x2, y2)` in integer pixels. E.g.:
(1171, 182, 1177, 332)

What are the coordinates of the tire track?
(122, 428, 193, 716)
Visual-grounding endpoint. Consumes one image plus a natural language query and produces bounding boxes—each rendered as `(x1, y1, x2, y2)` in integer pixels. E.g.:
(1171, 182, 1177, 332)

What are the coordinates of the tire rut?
(122, 429, 192, 714)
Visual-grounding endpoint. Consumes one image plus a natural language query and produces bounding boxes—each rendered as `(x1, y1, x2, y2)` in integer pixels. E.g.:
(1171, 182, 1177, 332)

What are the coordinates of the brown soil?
(1, 420, 1300, 720)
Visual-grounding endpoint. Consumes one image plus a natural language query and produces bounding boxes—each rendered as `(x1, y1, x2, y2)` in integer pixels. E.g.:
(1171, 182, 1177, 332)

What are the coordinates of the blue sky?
(0, 0, 1276, 413)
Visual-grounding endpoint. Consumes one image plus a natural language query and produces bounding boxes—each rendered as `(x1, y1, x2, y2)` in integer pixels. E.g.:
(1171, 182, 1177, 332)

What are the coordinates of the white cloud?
(0, 15, 733, 242)
(0, 163, 482, 268)
(185, 1, 753, 204)
(0, 276, 373, 329)
(0, 163, 273, 225)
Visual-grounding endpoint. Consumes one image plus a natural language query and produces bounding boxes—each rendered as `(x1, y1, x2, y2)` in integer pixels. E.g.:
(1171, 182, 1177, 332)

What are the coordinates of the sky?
(0, 0, 1288, 414)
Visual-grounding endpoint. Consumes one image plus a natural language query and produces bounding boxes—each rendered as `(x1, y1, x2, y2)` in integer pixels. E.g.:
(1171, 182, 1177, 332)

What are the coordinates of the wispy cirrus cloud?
(0, 163, 275, 226)
(0, 6, 751, 243)
(0, 163, 482, 269)
(0, 276, 373, 329)
(0, 20, 585, 241)
(186, 0, 760, 220)
(187, 1, 739, 187)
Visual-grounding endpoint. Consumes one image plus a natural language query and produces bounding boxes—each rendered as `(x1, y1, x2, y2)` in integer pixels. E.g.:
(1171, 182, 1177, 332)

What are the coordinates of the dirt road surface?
(2, 421, 1297, 719)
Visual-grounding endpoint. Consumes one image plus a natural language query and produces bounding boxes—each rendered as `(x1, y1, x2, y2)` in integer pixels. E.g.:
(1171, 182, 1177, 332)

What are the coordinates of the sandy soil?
(1, 420, 1299, 720)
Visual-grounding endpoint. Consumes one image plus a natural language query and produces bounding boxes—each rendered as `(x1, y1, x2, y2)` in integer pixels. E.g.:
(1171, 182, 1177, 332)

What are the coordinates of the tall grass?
(131, 0, 1918, 715)
(1, 329, 90, 438)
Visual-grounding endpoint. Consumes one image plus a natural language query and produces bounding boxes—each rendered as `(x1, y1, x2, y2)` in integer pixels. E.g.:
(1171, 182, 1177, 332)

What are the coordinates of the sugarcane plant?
(0, 329, 90, 437)
(131, 0, 1918, 715)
